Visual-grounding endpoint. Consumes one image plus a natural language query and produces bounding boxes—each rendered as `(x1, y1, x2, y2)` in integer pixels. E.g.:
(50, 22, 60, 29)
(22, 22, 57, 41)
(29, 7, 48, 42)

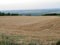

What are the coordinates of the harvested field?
(0, 16, 60, 45)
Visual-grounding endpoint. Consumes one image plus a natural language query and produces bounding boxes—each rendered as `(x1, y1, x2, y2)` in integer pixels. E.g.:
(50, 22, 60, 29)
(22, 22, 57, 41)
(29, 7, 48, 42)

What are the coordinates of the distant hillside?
(0, 9, 60, 16)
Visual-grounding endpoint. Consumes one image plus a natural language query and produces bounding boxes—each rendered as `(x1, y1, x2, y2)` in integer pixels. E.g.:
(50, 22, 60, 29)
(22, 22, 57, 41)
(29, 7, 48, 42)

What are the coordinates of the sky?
(0, 0, 60, 10)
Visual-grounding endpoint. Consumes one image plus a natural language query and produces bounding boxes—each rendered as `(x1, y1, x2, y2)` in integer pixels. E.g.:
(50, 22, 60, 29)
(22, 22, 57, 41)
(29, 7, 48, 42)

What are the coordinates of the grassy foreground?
(0, 33, 60, 45)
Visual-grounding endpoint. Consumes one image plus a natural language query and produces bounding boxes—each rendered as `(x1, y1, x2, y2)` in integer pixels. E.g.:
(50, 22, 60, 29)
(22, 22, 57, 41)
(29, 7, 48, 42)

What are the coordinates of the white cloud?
(0, 0, 60, 10)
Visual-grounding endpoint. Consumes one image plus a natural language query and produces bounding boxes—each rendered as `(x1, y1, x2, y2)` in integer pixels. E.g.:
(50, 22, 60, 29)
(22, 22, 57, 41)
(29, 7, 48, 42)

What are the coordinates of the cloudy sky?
(0, 0, 60, 10)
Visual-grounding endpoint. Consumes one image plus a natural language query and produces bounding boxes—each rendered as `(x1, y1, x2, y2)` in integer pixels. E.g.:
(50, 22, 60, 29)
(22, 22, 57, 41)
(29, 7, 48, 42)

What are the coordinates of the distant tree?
(6, 13, 11, 16)
(0, 12, 32, 16)
(0, 12, 5, 16)
(0, 12, 1, 16)
(42, 13, 60, 16)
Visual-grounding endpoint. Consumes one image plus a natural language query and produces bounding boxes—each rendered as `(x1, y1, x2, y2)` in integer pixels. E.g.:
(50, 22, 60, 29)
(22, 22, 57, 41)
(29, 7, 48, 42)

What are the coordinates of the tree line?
(0, 12, 32, 16)
(0, 12, 21, 16)
(0, 12, 60, 16)
(42, 13, 60, 16)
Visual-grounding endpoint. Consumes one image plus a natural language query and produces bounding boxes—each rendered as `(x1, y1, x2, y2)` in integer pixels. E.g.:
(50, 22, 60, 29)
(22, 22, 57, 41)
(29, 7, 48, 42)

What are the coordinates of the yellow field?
(0, 16, 60, 45)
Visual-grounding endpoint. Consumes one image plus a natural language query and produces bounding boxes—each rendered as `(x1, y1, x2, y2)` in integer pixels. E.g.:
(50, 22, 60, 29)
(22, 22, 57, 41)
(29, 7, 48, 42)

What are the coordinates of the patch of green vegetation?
(28, 43, 36, 45)
(0, 12, 32, 16)
(42, 13, 60, 16)
(0, 33, 60, 45)
(56, 41, 60, 45)
(0, 33, 20, 45)
(0, 12, 22, 16)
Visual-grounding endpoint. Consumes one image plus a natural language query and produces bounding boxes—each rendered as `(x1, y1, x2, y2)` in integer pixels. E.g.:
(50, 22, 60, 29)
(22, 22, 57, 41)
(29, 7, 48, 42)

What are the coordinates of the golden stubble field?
(0, 16, 60, 44)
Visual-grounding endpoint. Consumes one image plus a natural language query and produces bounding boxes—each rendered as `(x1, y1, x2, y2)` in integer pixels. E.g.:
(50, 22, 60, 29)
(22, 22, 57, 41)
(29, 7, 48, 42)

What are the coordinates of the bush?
(56, 41, 60, 45)
(28, 42, 36, 45)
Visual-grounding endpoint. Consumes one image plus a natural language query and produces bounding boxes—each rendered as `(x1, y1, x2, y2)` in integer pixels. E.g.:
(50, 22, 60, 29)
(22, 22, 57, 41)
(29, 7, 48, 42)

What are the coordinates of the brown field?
(0, 16, 60, 45)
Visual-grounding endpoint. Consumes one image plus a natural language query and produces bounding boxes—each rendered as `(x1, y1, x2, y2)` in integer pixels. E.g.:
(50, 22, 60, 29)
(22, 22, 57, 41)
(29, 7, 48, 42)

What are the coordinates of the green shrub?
(56, 41, 60, 45)
(28, 43, 36, 45)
